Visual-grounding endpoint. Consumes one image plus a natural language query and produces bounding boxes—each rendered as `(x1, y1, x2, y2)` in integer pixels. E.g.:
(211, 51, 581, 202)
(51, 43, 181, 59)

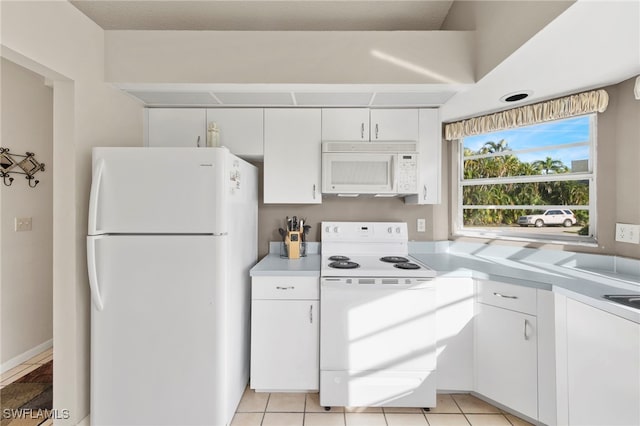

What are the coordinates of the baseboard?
(0, 338, 53, 374)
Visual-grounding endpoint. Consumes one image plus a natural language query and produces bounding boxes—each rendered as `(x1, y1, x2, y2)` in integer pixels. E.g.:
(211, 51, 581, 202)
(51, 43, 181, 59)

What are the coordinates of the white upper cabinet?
(147, 108, 206, 147)
(321, 108, 369, 141)
(205, 108, 263, 158)
(370, 109, 419, 141)
(263, 109, 322, 204)
(405, 108, 441, 205)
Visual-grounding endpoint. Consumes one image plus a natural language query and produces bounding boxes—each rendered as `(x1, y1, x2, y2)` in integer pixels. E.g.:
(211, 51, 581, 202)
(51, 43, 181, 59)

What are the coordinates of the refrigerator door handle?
(87, 236, 105, 311)
(88, 159, 105, 235)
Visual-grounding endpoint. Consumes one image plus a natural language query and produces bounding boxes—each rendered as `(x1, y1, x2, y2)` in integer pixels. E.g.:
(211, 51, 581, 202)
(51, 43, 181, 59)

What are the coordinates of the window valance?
(444, 89, 608, 141)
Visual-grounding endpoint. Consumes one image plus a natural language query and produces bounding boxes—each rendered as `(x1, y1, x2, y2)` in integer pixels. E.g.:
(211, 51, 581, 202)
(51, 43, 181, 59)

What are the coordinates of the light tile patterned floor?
(232, 389, 535, 426)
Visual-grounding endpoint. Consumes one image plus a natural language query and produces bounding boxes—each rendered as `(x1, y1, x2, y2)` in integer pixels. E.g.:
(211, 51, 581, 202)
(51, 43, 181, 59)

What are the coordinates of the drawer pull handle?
(276, 286, 295, 290)
(309, 304, 313, 324)
(493, 292, 518, 299)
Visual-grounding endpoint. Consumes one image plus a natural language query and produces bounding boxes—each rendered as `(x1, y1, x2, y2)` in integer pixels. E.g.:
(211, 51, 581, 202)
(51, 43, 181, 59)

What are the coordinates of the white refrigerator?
(86, 147, 258, 426)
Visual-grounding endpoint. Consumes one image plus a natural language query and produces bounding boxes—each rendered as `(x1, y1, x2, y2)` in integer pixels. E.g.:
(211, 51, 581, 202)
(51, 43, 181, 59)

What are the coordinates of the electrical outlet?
(15, 217, 32, 232)
(615, 223, 640, 244)
(417, 218, 426, 233)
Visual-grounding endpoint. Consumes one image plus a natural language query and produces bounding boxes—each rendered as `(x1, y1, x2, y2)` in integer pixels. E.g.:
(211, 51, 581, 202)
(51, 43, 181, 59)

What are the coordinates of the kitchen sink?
(603, 294, 640, 310)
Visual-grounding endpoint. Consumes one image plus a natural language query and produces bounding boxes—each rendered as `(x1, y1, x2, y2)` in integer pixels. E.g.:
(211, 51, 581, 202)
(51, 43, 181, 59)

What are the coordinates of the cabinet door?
(251, 300, 319, 391)
(206, 108, 263, 158)
(405, 109, 441, 204)
(566, 299, 640, 426)
(435, 278, 474, 391)
(370, 109, 419, 141)
(147, 108, 206, 147)
(264, 109, 322, 204)
(321, 108, 369, 141)
(475, 303, 538, 419)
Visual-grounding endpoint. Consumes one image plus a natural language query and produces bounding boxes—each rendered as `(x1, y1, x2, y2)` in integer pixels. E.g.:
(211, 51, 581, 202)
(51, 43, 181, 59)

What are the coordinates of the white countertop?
(250, 241, 640, 323)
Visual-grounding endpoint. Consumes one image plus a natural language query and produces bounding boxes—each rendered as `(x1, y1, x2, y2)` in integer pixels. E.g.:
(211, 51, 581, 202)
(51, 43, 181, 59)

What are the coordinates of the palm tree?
(532, 156, 566, 174)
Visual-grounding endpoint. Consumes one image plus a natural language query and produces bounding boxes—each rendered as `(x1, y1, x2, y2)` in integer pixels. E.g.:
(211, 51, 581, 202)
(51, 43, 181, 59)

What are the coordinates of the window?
(457, 114, 596, 243)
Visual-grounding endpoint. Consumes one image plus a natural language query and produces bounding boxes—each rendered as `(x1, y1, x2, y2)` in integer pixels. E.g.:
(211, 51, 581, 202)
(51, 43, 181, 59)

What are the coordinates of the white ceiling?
(70, 0, 454, 31)
(441, 0, 640, 121)
(70, 1, 640, 114)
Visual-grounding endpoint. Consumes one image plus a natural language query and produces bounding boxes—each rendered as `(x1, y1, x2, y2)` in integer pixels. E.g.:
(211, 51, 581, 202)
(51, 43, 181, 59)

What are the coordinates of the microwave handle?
(390, 155, 397, 191)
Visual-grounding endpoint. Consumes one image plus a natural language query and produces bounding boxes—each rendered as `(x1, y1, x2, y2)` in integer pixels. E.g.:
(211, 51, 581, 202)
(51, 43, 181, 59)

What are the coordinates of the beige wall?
(1, 1, 144, 423)
(253, 162, 442, 258)
(441, 1, 574, 80)
(446, 77, 640, 260)
(0, 58, 53, 367)
(105, 30, 475, 84)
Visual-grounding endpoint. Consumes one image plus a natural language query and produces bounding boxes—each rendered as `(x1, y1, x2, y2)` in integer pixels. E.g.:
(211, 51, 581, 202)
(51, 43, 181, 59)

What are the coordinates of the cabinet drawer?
(477, 280, 536, 315)
(252, 276, 319, 300)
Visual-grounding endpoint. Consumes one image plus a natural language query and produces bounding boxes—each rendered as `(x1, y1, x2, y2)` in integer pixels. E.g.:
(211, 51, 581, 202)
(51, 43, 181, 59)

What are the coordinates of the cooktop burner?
(380, 256, 410, 263)
(394, 262, 421, 270)
(329, 261, 360, 269)
(329, 255, 350, 261)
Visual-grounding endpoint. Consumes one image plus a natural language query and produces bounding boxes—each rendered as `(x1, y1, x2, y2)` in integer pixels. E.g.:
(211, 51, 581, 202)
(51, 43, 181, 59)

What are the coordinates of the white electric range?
(319, 221, 437, 409)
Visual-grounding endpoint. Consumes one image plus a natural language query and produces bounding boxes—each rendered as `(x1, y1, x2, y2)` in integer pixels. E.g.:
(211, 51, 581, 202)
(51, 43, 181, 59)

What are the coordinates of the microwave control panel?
(397, 154, 419, 193)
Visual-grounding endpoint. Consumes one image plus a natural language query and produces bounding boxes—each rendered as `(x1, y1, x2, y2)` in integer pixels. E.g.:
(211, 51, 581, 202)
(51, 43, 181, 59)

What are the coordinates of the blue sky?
(463, 115, 591, 166)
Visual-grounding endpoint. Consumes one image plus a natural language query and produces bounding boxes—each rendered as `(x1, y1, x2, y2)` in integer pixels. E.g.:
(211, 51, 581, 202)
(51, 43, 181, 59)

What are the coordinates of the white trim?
(462, 173, 593, 186)
(462, 205, 588, 210)
(0, 339, 53, 374)
(463, 140, 590, 161)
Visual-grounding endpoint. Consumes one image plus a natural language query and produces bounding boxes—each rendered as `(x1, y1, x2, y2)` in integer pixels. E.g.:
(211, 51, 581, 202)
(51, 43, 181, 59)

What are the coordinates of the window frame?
(454, 114, 598, 246)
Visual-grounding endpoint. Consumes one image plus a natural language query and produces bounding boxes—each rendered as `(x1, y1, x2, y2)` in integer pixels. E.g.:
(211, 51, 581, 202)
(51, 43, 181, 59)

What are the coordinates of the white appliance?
(320, 222, 436, 408)
(321, 142, 419, 196)
(86, 147, 257, 426)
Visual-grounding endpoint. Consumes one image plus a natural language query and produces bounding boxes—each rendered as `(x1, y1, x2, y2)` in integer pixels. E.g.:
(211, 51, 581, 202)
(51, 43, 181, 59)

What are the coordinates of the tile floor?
(0, 347, 54, 426)
(232, 389, 534, 426)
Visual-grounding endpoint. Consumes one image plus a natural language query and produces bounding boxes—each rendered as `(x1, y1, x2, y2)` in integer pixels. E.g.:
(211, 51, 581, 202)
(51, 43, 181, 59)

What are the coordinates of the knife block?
(285, 231, 302, 259)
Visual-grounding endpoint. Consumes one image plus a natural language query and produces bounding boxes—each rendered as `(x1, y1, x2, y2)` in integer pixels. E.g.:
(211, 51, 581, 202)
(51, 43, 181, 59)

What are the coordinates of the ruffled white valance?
(444, 89, 609, 141)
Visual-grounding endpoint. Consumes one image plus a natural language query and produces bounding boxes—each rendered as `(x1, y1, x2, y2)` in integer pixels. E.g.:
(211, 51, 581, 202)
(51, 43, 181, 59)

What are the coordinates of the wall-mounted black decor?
(0, 147, 46, 188)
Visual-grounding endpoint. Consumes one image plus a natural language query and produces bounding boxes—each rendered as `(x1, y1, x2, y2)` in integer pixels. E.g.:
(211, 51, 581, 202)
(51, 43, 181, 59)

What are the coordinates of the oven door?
(320, 279, 436, 407)
(322, 153, 397, 194)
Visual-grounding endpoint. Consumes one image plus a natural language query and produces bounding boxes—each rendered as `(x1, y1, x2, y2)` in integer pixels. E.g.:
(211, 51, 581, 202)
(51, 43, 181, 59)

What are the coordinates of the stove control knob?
(396, 227, 401, 234)
(387, 227, 393, 234)
(325, 226, 331, 233)
(333, 226, 340, 233)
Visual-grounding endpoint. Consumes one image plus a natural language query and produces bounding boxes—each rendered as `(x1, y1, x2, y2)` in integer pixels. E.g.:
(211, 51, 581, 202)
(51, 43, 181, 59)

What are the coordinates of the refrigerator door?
(88, 234, 230, 426)
(89, 147, 228, 235)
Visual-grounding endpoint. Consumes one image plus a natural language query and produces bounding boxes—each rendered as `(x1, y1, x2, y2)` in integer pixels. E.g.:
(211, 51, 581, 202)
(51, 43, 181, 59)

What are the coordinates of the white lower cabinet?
(250, 276, 319, 392)
(563, 298, 640, 426)
(475, 303, 538, 419)
(474, 281, 539, 420)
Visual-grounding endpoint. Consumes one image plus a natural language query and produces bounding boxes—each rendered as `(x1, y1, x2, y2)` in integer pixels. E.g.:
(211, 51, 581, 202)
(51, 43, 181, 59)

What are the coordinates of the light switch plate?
(15, 217, 32, 232)
(417, 218, 426, 233)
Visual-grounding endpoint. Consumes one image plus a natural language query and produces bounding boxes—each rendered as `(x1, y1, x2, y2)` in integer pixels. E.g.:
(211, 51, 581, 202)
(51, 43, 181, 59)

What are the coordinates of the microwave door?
(322, 153, 396, 194)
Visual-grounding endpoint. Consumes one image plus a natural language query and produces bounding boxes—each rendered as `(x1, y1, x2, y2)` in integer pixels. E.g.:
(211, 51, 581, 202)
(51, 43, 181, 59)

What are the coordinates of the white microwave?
(321, 142, 419, 196)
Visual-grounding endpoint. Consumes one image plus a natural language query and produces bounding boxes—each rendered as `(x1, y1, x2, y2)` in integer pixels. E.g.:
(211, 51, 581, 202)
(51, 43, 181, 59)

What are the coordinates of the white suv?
(518, 209, 577, 228)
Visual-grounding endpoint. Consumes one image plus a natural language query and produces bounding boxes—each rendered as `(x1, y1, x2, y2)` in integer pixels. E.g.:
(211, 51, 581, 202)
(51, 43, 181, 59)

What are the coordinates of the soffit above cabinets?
(69, 1, 454, 31)
(119, 84, 463, 108)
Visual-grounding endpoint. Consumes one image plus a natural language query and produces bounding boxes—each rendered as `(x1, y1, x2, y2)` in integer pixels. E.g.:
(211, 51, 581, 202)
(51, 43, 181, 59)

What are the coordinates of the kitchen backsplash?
(251, 161, 442, 259)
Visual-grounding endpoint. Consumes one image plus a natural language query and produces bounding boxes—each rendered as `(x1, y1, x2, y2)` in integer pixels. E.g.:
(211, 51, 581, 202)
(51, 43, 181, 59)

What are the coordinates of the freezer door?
(89, 235, 240, 426)
(89, 147, 228, 235)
